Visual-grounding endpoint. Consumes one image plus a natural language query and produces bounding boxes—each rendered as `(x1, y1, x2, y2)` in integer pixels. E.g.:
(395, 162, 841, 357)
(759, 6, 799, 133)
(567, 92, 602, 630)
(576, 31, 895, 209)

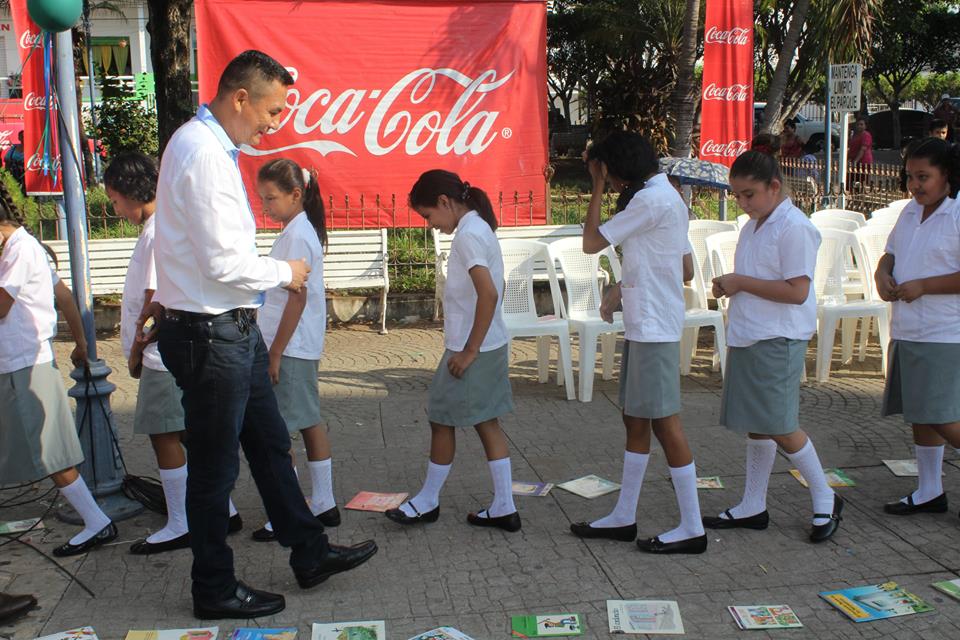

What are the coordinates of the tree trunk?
(146, 0, 195, 154)
(667, 0, 701, 157)
(890, 101, 902, 151)
(761, 0, 813, 133)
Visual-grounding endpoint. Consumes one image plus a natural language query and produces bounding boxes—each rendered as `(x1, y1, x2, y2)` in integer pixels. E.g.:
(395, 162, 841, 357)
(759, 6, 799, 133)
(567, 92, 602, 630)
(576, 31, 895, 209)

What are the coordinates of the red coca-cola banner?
(10, 0, 62, 195)
(195, 0, 549, 228)
(698, 0, 754, 167)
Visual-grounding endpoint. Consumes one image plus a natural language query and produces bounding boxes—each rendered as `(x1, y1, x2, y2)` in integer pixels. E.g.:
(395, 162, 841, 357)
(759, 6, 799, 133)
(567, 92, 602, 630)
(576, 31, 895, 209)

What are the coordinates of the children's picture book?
(406, 629, 475, 640)
(35, 629, 99, 640)
(344, 492, 408, 512)
(882, 459, 945, 477)
(512, 481, 554, 497)
(125, 630, 218, 640)
(820, 582, 933, 622)
(511, 614, 583, 637)
(0, 517, 44, 534)
(789, 468, 855, 488)
(606, 600, 684, 634)
(311, 621, 385, 640)
(728, 605, 803, 629)
(696, 476, 724, 490)
(932, 579, 960, 601)
(230, 630, 297, 640)
(557, 475, 620, 499)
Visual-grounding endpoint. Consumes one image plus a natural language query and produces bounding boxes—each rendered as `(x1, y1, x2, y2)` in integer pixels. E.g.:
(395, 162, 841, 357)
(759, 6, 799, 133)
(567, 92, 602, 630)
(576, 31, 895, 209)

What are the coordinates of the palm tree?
(146, 0, 194, 153)
(759, 0, 811, 133)
(668, 0, 701, 156)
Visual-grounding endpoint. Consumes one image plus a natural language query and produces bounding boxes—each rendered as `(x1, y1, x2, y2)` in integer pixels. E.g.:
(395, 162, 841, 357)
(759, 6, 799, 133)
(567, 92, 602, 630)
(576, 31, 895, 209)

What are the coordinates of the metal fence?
(779, 157, 907, 214)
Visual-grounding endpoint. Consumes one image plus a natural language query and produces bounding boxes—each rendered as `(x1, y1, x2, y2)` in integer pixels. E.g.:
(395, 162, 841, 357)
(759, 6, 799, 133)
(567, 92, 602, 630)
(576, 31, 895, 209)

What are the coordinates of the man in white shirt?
(145, 50, 377, 620)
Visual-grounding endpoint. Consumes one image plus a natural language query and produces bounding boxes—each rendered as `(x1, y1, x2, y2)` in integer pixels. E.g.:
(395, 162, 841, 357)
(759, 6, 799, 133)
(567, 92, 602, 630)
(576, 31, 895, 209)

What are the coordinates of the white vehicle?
(754, 103, 841, 145)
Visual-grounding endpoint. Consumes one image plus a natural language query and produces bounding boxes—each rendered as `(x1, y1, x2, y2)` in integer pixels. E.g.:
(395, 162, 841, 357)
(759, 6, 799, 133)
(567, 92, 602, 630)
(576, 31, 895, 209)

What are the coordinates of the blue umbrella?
(659, 157, 730, 189)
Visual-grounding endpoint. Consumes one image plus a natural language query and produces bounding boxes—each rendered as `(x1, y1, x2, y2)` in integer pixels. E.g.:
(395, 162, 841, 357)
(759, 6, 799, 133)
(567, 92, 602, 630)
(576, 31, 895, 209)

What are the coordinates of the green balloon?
(27, 0, 82, 32)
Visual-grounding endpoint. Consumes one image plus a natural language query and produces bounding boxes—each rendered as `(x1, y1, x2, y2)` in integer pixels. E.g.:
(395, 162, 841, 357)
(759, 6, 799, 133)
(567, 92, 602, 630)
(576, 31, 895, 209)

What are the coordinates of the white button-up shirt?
(886, 196, 960, 342)
(599, 173, 689, 343)
(443, 211, 509, 352)
(0, 227, 57, 373)
(121, 215, 166, 371)
(154, 105, 292, 314)
(726, 199, 820, 348)
(258, 212, 326, 359)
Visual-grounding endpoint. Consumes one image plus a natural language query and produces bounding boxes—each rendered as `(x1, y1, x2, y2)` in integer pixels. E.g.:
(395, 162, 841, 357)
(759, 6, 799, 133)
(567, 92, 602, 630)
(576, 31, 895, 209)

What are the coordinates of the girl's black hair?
(901, 137, 960, 197)
(409, 169, 497, 231)
(0, 179, 58, 267)
(257, 158, 327, 248)
(586, 131, 659, 212)
(730, 150, 784, 184)
(102, 152, 158, 203)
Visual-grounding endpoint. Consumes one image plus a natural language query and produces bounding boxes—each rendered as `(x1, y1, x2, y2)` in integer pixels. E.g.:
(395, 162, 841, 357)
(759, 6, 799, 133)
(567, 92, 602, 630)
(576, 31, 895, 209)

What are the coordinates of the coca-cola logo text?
(26, 152, 61, 173)
(244, 67, 515, 159)
(19, 30, 41, 51)
(702, 83, 750, 102)
(23, 92, 53, 111)
(705, 26, 750, 46)
(700, 139, 749, 158)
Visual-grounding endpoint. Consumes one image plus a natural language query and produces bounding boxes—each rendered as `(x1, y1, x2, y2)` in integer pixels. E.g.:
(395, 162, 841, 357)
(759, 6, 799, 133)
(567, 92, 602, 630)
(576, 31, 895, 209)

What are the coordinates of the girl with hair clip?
(707, 150, 841, 543)
(385, 170, 520, 532)
(877, 138, 960, 518)
(0, 183, 118, 556)
(574, 131, 706, 555)
(251, 158, 339, 541)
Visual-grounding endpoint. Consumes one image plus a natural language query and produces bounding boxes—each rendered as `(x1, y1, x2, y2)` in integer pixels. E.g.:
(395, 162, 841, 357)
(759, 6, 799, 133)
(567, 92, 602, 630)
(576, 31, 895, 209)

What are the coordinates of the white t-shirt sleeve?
(599, 194, 662, 248)
(456, 231, 491, 271)
(144, 237, 158, 292)
(0, 242, 28, 297)
(780, 222, 819, 281)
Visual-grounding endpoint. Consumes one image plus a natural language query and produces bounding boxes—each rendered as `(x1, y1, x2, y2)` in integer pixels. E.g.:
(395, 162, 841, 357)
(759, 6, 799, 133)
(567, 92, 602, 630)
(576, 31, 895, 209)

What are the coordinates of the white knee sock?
(147, 465, 188, 544)
(400, 461, 452, 517)
(228, 498, 238, 518)
(786, 440, 835, 526)
(908, 444, 944, 505)
(481, 457, 516, 518)
(726, 439, 777, 519)
(60, 476, 111, 545)
(591, 451, 649, 528)
(659, 462, 706, 543)
(308, 458, 336, 514)
(263, 465, 300, 532)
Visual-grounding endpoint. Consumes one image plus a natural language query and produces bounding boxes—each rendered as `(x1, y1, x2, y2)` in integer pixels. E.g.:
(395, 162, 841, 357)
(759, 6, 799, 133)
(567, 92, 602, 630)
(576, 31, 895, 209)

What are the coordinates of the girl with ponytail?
(252, 158, 339, 541)
(386, 170, 519, 532)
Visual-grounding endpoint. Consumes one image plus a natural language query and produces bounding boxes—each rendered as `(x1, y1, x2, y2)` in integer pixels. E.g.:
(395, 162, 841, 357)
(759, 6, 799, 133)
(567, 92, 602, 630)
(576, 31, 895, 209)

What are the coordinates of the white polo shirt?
(599, 173, 689, 343)
(258, 212, 326, 359)
(443, 211, 509, 352)
(0, 227, 57, 373)
(121, 215, 166, 372)
(726, 199, 820, 348)
(885, 196, 960, 342)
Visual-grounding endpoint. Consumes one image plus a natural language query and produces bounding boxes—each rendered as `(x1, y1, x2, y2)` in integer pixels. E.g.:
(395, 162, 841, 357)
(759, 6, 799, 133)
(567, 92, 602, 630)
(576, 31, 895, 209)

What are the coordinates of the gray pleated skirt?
(134, 366, 185, 435)
(274, 355, 323, 432)
(882, 340, 960, 424)
(428, 345, 514, 427)
(0, 361, 84, 484)
(618, 340, 682, 419)
(720, 338, 807, 435)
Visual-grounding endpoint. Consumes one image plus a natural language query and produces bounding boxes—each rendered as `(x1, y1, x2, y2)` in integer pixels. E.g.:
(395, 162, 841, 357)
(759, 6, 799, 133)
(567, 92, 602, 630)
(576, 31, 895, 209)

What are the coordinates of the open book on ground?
(311, 621, 385, 640)
(230, 630, 297, 640)
(932, 579, 960, 601)
(607, 600, 684, 634)
(406, 629, 475, 640)
(513, 481, 554, 497)
(345, 492, 408, 512)
(789, 468, 855, 488)
(728, 605, 803, 629)
(696, 476, 724, 489)
(882, 460, 945, 477)
(0, 517, 44, 534)
(820, 582, 933, 622)
(125, 630, 218, 640)
(35, 629, 99, 640)
(557, 475, 620, 498)
(511, 614, 583, 637)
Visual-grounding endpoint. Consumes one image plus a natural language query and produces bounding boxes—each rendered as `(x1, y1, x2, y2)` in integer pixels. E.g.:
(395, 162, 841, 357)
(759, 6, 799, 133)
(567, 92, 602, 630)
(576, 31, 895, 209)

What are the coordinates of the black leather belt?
(163, 308, 256, 324)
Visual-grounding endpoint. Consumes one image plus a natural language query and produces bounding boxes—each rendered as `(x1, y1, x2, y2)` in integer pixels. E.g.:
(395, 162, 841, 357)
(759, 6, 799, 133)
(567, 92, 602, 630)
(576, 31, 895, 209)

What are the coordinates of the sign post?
(829, 63, 862, 209)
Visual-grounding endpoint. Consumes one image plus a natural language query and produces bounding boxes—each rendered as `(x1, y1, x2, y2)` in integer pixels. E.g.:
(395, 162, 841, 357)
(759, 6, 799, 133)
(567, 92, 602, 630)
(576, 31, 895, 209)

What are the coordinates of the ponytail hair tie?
(302, 167, 312, 185)
(461, 181, 471, 200)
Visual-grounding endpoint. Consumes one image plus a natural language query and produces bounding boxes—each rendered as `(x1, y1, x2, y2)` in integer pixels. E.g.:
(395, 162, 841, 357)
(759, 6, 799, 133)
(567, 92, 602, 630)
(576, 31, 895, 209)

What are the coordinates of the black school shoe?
(466, 510, 521, 532)
(52, 522, 118, 557)
(702, 509, 770, 530)
(193, 581, 285, 620)
(293, 540, 378, 589)
(385, 503, 440, 525)
(227, 513, 243, 534)
(570, 521, 637, 542)
(130, 532, 190, 555)
(636, 534, 708, 555)
(251, 507, 342, 542)
(883, 492, 948, 516)
(809, 494, 843, 543)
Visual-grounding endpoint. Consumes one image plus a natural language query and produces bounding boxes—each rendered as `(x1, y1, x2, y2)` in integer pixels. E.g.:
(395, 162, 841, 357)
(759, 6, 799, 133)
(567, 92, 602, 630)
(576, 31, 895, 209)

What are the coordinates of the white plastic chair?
(704, 230, 740, 312)
(811, 209, 866, 227)
(547, 238, 624, 402)
(688, 220, 737, 301)
(680, 241, 727, 376)
(813, 229, 890, 382)
(868, 207, 901, 226)
(499, 239, 576, 401)
(886, 199, 911, 214)
(854, 224, 895, 362)
(736, 213, 749, 230)
(812, 216, 861, 232)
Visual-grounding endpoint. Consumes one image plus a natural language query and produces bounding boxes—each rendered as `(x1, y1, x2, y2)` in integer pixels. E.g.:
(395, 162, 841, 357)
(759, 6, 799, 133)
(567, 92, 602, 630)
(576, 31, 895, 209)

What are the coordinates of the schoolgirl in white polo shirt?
(877, 138, 960, 517)
(0, 188, 116, 557)
(385, 170, 519, 532)
(575, 131, 706, 555)
(251, 158, 340, 541)
(707, 150, 841, 543)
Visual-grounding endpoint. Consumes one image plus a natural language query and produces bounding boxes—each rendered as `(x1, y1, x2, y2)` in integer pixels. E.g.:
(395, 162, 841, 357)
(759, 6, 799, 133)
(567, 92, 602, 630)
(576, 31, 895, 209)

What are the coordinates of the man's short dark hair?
(930, 118, 948, 131)
(217, 50, 294, 98)
(103, 151, 158, 203)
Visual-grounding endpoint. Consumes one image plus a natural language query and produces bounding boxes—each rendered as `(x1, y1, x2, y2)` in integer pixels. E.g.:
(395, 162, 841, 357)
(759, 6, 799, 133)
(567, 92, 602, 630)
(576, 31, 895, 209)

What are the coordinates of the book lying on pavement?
(35, 629, 99, 640)
(696, 476, 724, 490)
(344, 491, 408, 512)
(728, 605, 803, 629)
(513, 481, 554, 497)
(789, 468, 855, 488)
(557, 475, 620, 498)
(607, 600, 684, 634)
(932, 579, 960, 601)
(125, 630, 218, 640)
(407, 629, 475, 640)
(0, 517, 44, 534)
(820, 582, 933, 622)
(511, 614, 583, 637)
(230, 630, 297, 640)
(311, 621, 385, 640)
(882, 459, 944, 477)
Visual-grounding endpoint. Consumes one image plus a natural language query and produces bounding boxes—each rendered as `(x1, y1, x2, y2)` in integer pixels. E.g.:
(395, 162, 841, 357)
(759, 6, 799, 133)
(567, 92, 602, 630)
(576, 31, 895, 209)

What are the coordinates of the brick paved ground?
(2, 324, 960, 639)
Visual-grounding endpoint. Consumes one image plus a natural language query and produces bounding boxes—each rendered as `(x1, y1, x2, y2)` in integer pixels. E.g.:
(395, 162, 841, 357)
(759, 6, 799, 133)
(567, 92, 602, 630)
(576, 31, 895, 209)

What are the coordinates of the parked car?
(754, 103, 841, 145)
(867, 109, 932, 149)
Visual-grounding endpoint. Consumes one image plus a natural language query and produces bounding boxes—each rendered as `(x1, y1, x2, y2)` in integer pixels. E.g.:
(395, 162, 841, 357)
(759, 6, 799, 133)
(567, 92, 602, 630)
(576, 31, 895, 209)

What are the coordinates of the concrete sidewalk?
(2, 324, 960, 639)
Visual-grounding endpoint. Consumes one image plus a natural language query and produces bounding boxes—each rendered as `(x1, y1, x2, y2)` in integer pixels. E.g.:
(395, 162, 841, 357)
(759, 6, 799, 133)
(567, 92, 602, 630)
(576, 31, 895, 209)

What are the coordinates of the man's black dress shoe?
(294, 540, 378, 589)
(227, 514, 243, 534)
(385, 503, 439, 525)
(883, 492, 947, 516)
(466, 510, 522, 532)
(810, 494, 843, 543)
(570, 521, 637, 542)
(193, 581, 285, 620)
(702, 509, 770, 530)
(52, 522, 118, 557)
(253, 506, 343, 542)
(636, 534, 708, 554)
(0, 592, 38, 624)
(130, 532, 190, 555)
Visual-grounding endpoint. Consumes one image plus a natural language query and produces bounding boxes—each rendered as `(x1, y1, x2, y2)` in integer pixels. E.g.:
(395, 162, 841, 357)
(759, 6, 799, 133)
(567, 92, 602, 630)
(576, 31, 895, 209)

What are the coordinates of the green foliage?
(92, 98, 160, 160)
